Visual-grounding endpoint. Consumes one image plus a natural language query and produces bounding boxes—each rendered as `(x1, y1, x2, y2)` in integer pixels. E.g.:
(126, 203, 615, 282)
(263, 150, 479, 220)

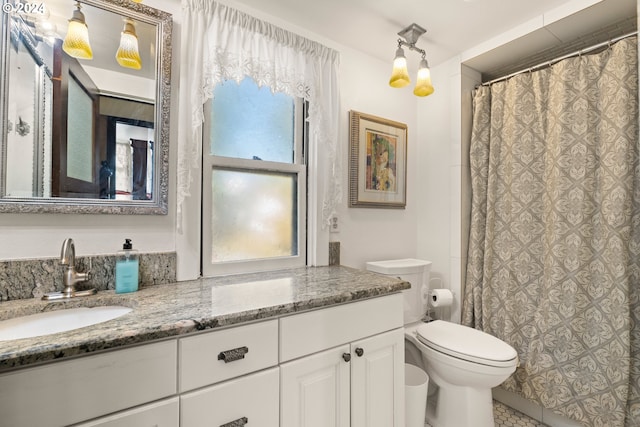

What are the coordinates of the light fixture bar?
(397, 39, 426, 58)
(397, 23, 426, 46)
(397, 23, 427, 57)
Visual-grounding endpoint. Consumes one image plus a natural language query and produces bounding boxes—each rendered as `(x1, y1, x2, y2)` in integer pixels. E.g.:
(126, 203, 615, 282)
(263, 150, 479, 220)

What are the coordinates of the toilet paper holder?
(429, 288, 455, 307)
(422, 278, 455, 322)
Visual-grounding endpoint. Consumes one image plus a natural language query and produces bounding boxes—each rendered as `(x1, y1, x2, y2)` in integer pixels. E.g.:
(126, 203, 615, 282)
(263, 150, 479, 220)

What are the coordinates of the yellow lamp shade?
(413, 59, 434, 97)
(116, 19, 142, 70)
(62, 6, 92, 60)
(389, 47, 410, 88)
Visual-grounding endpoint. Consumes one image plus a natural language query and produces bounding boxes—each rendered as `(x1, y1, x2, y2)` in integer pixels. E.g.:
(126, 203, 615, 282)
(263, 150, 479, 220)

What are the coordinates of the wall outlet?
(330, 216, 340, 233)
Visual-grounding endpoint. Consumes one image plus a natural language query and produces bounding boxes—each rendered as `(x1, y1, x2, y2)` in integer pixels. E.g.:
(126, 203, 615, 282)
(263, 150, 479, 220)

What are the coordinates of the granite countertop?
(0, 266, 409, 372)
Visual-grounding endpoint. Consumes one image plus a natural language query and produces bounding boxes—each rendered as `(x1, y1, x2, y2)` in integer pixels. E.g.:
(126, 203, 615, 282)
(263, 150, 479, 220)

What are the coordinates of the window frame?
(201, 94, 307, 277)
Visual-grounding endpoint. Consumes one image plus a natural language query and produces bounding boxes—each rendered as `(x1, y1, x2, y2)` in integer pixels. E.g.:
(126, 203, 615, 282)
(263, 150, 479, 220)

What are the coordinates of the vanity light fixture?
(116, 18, 142, 70)
(388, 23, 434, 97)
(62, 1, 93, 59)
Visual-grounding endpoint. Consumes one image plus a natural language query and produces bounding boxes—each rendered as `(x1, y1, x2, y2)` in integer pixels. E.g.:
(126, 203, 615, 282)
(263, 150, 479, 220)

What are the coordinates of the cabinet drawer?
(0, 340, 177, 427)
(180, 367, 279, 427)
(179, 319, 278, 392)
(280, 293, 403, 361)
(72, 397, 179, 427)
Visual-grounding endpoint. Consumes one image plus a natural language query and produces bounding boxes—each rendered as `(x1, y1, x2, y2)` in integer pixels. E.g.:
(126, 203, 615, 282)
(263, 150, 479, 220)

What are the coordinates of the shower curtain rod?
(482, 30, 638, 86)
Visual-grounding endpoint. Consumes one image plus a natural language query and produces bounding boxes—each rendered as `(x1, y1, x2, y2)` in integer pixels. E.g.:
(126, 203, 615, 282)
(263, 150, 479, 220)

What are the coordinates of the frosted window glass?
(210, 78, 295, 163)
(66, 77, 93, 182)
(211, 169, 297, 263)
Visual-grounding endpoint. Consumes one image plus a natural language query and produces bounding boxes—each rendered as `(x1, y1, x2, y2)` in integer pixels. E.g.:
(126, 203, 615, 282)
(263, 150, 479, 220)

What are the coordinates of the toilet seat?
(416, 320, 518, 368)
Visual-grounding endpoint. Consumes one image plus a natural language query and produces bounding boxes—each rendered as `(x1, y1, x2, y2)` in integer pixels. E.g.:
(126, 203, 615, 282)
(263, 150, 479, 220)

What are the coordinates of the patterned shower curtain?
(462, 36, 640, 427)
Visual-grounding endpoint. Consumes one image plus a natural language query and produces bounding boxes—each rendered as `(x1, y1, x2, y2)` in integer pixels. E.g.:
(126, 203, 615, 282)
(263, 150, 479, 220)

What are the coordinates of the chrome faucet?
(42, 238, 96, 300)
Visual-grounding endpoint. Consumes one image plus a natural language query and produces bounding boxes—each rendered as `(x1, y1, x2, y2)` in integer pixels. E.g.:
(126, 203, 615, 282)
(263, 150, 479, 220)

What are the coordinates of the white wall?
(83, 66, 156, 102)
(6, 47, 37, 198)
(336, 49, 419, 270)
(415, 58, 455, 321)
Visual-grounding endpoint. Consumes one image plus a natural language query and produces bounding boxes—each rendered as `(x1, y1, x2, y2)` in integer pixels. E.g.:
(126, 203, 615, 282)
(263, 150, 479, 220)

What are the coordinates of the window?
(202, 77, 306, 276)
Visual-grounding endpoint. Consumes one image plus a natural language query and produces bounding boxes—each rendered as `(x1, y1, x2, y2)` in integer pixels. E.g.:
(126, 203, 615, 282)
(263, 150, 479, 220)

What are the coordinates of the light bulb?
(389, 47, 411, 88)
(62, 3, 92, 59)
(413, 59, 434, 97)
(116, 18, 142, 70)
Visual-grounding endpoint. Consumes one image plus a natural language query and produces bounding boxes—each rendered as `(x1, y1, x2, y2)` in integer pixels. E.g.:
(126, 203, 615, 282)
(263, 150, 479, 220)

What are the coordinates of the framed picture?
(348, 111, 407, 208)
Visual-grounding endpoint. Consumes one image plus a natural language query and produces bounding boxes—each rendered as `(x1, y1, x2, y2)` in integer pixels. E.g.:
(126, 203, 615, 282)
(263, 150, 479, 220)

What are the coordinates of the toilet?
(366, 259, 518, 427)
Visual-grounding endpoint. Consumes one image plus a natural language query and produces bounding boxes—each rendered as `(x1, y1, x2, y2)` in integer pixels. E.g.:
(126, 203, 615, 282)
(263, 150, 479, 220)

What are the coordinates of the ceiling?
(231, 0, 637, 79)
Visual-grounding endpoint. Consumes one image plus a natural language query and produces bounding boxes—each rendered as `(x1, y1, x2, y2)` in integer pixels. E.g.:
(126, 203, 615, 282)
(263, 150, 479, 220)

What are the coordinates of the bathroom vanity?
(0, 266, 408, 427)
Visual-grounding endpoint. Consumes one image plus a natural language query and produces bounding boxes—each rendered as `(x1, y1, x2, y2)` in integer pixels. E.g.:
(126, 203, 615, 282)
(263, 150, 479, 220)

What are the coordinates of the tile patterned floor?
(425, 400, 549, 427)
(493, 401, 549, 427)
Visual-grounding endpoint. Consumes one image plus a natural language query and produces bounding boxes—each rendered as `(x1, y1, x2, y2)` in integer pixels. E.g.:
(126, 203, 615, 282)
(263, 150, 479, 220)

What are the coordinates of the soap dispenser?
(116, 238, 139, 293)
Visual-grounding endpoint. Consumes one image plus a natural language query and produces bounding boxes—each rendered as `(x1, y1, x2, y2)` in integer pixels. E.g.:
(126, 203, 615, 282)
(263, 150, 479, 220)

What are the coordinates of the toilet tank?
(366, 259, 432, 324)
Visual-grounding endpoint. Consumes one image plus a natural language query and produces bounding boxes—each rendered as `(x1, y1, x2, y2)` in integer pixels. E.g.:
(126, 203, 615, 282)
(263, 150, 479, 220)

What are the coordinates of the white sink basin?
(0, 306, 132, 341)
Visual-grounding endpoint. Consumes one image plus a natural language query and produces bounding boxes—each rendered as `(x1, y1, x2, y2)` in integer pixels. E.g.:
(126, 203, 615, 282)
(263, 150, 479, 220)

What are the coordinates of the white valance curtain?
(177, 0, 341, 229)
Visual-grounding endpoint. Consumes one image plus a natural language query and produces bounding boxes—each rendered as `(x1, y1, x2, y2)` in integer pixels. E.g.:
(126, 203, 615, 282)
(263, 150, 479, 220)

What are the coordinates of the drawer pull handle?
(355, 347, 364, 357)
(342, 352, 351, 362)
(220, 417, 248, 427)
(218, 346, 249, 363)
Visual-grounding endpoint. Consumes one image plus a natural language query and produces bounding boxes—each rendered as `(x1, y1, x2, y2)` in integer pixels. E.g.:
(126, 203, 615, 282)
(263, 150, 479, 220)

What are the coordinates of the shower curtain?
(462, 36, 640, 427)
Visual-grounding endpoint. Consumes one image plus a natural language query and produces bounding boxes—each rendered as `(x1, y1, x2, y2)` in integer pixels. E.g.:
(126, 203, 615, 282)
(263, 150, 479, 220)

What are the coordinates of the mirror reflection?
(1, 0, 171, 213)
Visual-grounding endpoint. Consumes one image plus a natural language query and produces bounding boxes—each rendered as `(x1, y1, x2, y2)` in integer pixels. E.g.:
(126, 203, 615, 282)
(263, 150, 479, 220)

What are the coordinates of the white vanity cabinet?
(0, 292, 404, 427)
(279, 294, 405, 427)
(0, 340, 177, 427)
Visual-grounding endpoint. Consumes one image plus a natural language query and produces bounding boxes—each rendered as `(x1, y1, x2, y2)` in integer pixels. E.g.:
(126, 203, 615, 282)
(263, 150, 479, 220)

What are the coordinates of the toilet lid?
(416, 320, 518, 367)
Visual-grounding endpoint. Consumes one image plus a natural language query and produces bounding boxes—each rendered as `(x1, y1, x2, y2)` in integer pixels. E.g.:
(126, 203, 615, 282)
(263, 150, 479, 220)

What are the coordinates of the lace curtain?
(178, 0, 341, 230)
(462, 36, 640, 426)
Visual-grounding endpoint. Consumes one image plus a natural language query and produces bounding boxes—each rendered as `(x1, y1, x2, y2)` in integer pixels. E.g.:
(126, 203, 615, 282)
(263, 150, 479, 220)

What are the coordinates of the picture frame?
(348, 110, 407, 208)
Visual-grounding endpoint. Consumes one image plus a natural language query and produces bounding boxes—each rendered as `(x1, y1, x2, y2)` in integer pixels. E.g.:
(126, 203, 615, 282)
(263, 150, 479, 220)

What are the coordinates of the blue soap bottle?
(116, 239, 139, 294)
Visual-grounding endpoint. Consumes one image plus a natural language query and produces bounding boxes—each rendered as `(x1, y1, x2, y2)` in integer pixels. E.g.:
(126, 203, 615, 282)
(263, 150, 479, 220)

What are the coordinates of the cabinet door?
(351, 328, 405, 427)
(72, 397, 179, 427)
(280, 345, 351, 427)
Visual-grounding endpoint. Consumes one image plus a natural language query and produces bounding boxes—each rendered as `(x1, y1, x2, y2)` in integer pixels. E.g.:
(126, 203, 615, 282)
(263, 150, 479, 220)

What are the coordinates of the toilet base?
(425, 380, 494, 427)
(404, 321, 516, 427)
